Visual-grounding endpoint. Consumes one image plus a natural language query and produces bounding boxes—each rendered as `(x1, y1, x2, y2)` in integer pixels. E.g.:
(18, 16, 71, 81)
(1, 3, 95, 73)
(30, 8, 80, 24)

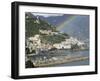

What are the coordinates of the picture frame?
(11, 1, 98, 79)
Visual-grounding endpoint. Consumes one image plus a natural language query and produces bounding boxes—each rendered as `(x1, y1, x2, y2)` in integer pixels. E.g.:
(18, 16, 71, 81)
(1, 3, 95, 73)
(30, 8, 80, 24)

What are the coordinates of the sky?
(32, 13, 64, 17)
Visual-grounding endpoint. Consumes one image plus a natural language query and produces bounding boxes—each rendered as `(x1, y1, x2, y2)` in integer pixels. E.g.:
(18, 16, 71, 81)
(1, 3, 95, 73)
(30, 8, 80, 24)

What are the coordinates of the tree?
(25, 60, 35, 68)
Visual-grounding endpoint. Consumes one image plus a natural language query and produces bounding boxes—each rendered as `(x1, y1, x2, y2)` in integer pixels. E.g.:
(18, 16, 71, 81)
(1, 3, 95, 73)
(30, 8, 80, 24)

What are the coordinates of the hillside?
(25, 12, 70, 44)
(25, 12, 57, 37)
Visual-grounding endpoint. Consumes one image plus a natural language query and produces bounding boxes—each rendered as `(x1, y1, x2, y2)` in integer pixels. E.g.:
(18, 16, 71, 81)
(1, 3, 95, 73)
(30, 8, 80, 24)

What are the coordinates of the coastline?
(33, 55, 89, 67)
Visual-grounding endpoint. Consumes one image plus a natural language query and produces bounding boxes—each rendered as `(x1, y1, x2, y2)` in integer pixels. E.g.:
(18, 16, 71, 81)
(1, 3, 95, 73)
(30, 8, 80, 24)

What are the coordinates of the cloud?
(32, 13, 64, 18)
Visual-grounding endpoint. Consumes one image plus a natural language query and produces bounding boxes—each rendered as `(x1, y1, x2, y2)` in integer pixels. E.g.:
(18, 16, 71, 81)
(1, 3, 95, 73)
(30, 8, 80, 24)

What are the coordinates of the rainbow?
(57, 16, 77, 31)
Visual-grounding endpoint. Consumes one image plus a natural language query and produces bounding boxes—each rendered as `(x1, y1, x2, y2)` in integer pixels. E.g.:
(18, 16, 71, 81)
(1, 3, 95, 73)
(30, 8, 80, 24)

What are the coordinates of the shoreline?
(33, 56, 89, 67)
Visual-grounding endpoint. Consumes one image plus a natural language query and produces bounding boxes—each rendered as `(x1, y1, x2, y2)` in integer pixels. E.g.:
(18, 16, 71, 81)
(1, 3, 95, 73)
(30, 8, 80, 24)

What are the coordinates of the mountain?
(60, 15, 89, 41)
(26, 12, 89, 42)
(25, 12, 70, 44)
(25, 12, 56, 37)
(37, 14, 89, 41)
(39, 14, 72, 26)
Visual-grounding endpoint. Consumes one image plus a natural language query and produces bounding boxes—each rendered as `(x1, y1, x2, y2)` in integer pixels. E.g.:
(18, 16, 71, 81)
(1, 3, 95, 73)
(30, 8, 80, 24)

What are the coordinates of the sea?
(56, 50, 89, 67)
(28, 49, 89, 67)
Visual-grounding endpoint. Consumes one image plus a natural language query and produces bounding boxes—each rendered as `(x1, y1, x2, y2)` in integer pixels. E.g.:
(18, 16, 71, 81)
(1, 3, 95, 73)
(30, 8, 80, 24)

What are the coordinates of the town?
(26, 29, 87, 54)
(25, 29, 89, 68)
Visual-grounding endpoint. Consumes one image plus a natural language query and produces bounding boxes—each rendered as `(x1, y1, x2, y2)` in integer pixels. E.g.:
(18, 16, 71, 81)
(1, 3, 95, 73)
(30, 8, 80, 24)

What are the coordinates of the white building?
(53, 37, 85, 50)
(26, 35, 41, 53)
(39, 29, 52, 35)
(39, 29, 58, 35)
(28, 35, 41, 46)
(53, 43, 71, 49)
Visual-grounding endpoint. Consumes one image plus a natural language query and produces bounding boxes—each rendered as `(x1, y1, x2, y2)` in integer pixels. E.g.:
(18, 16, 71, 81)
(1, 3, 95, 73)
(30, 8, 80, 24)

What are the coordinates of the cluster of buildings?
(26, 34, 53, 54)
(39, 29, 58, 35)
(53, 37, 85, 50)
(26, 31, 86, 54)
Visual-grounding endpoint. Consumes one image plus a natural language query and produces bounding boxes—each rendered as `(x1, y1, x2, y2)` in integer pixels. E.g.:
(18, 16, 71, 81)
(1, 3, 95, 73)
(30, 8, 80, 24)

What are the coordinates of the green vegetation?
(26, 18, 39, 37)
(71, 43, 80, 50)
(25, 12, 56, 37)
(25, 12, 69, 44)
(25, 60, 35, 68)
(40, 34, 66, 44)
